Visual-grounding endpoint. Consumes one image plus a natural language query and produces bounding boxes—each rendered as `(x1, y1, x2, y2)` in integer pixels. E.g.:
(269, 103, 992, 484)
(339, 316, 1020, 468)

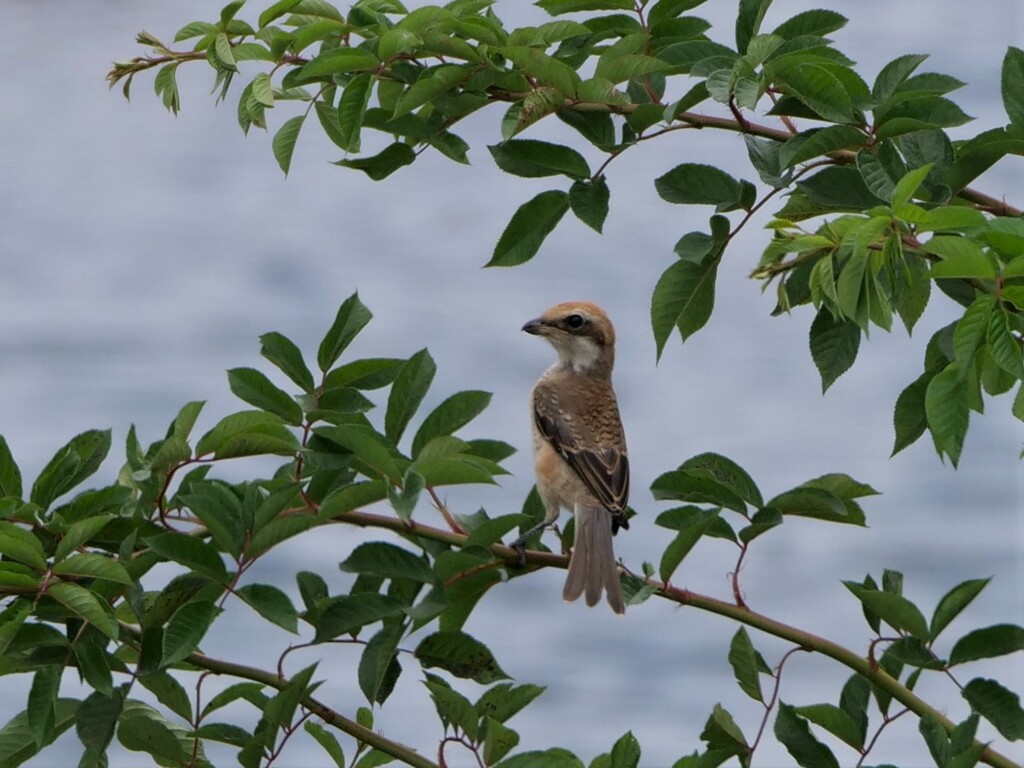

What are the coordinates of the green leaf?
(273, 115, 305, 175)
(31, 429, 111, 509)
(415, 631, 510, 684)
(569, 176, 611, 233)
(772, 9, 847, 39)
(700, 703, 748, 755)
(953, 295, 995, 372)
(411, 390, 492, 458)
(778, 63, 854, 123)
(950, 623, 1024, 665)
(181, 482, 246, 559)
(501, 46, 580, 95)
(227, 367, 304, 425)
(393, 65, 475, 118)
(340, 542, 432, 582)
(0, 522, 46, 571)
(316, 425, 403, 483)
(489, 140, 590, 180)
(779, 125, 867, 169)
(144, 532, 228, 581)
(987, 308, 1024, 378)
(335, 142, 416, 180)
(117, 710, 190, 764)
(931, 577, 990, 639)
(892, 370, 932, 456)
(259, 0, 302, 28)
(236, 584, 299, 633)
(0, 699, 78, 767)
(794, 704, 863, 750)
(728, 628, 764, 702)
(305, 721, 346, 767)
(798, 166, 884, 210)
(28, 665, 60, 748)
(336, 72, 373, 153)
(385, 348, 436, 444)
(735, 0, 772, 54)
(314, 593, 406, 641)
(680, 452, 763, 507)
(610, 730, 641, 768)
(487, 190, 571, 267)
(52, 554, 132, 585)
(476, 682, 545, 725)
(925, 362, 969, 466)
(1002, 46, 1024, 125)
(424, 679, 479, 740)
(872, 53, 928, 103)
(48, 582, 119, 641)
(650, 256, 719, 358)
(774, 702, 840, 768)
(843, 582, 929, 640)
(258, 332, 315, 393)
(651, 470, 746, 513)
(655, 163, 743, 209)
(162, 599, 222, 666)
(0, 436, 22, 498)
(300, 47, 380, 80)
(318, 293, 373, 372)
(876, 96, 973, 138)
(76, 689, 123, 763)
(483, 718, 520, 765)
(137, 671, 192, 721)
(768, 486, 857, 524)
(961, 678, 1024, 740)
(809, 309, 860, 393)
(495, 749, 585, 768)
(891, 163, 933, 208)
(659, 509, 718, 583)
(358, 624, 404, 704)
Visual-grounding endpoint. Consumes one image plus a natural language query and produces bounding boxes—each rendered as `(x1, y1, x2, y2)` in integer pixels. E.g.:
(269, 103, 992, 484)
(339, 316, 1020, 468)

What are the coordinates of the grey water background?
(0, 0, 1021, 765)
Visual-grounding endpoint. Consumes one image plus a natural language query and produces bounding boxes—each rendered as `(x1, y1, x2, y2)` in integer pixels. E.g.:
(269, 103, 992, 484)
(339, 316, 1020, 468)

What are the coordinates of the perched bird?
(515, 301, 629, 614)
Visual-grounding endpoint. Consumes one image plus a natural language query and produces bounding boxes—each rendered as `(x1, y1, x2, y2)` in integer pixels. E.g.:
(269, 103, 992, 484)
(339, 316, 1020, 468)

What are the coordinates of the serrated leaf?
(31, 429, 111, 510)
(162, 599, 222, 666)
(780, 125, 867, 169)
(236, 584, 299, 633)
(385, 348, 436, 444)
(313, 593, 405, 641)
(340, 541, 432, 582)
(227, 367, 304, 425)
(0, 436, 23, 499)
(774, 702, 840, 768)
(925, 362, 969, 466)
(1002, 46, 1024, 126)
(53, 553, 132, 585)
(411, 390, 491, 458)
(317, 293, 373, 372)
(844, 582, 929, 639)
(873, 53, 928, 103)
(393, 65, 474, 118)
(651, 256, 719, 358)
(961, 678, 1024, 740)
(655, 163, 742, 208)
(569, 176, 611, 233)
(931, 577, 990, 639)
(950, 623, 1024, 665)
(728, 628, 763, 702)
(659, 509, 718, 583)
(144, 532, 228, 581)
(415, 631, 510, 684)
(334, 142, 416, 180)
(778, 63, 854, 123)
(794, 703, 863, 750)
(259, 332, 315, 393)
(680, 452, 763, 507)
(487, 190, 570, 267)
(0, 522, 46, 571)
(651, 469, 746, 513)
(48, 582, 119, 641)
(337, 72, 373, 152)
(273, 115, 305, 175)
(489, 139, 590, 180)
(300, 48, 380, 80)
(809, 308, 860, 392)
(0, 698, 79, 766)
(987, 307, 1024, 378)
(358, 625, 403, 705)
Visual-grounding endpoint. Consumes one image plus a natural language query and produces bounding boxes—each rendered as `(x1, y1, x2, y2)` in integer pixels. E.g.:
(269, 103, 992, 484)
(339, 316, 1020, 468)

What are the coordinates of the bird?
(514, 301, 630, 614)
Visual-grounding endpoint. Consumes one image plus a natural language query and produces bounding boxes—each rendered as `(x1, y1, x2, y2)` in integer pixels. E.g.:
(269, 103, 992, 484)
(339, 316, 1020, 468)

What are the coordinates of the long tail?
(563, 502, 625, 614)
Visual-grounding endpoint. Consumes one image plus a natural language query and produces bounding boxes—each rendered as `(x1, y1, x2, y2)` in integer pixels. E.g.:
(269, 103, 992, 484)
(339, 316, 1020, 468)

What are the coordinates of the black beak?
(522, 318, 546, 335)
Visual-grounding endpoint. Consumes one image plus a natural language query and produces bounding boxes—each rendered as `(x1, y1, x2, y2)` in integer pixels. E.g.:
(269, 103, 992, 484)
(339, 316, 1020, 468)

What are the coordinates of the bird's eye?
(564, 314, 586, 330)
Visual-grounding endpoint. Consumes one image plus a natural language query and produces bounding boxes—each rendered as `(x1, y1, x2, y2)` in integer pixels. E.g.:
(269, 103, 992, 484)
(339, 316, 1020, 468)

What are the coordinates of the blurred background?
(0, 0, 1021, 765)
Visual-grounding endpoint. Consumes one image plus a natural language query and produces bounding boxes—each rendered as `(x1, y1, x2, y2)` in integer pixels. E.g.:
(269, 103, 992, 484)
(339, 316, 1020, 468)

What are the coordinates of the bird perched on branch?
(514, 301, 629, 614)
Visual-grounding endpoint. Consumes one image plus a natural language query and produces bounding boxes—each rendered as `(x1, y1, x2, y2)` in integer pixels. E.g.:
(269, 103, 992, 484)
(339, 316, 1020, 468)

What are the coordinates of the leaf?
(610, 730, 641, 768)
(680, 452, 763, 507)
(28, 665, 60, 748)
(236, 584, 299, 633)
(476, 683, 545, 725)
(300, 47, 379, 80)
(772, 10, 847, 39)
(650, 256, 719, 358)
(925, 362, 969, 466)
(0, 699, 78, 767)
(227, 367, 304, 425)
(317, 293, 373, 372)
(1002, 46, 1024, 125)
(272, 115, 305, 175)
(487, 190, 571, 267)
(52, 553, 132, 585)
(385, 348, 436, 444)
(144, 532, 228, 581)
(843, 582, 930, 640)
(987, 307, 1024, 378)
(778, 63, 854, 123)
(162, 599, 222, 666)
(0, 522, 46, 571)
(809, 309, 860, 392)
(500, 46, 580, 95)
(314, 593, 406, 641)
(735, 0, 771, 54)
(483, 718, 519, 766)
(774, 702, 840, 768)
(961, 678, 1024, 740)
(31, 429, 111, 509)
(340, 542, 432, 582)
(569, 176, 611, 233)
(334, 142, 416, 180)
(136, 671, 193, 721)
(659, 509, 718, 582)
(48, 582, 119, 641)
(892, 370, 933, 456)
(117, 711, 190, 764)
(393, 65, 475, 119)
(953, 295, 995, 372)
(655, 163, 743, 209)
(950, 623, 1024, 665)
(779, 125, 867, 169)
(358, 625, 404, 704)
(316, 425, 403, 483)
(0, 436, 22, 498)
(259, 0, 302, 28)
(305, 721, 346, 767)
(415, 631, 510, 684)
(728, 628, 764, 702)
(651, 470, 747, 513)
(876, 96, 973, 138)
(411, 390, 492, 458)
(931, 577, 990, 639)
(794, 704, 863, 750)
(797, 166, 883, 210)
(489, 139, 590, 180)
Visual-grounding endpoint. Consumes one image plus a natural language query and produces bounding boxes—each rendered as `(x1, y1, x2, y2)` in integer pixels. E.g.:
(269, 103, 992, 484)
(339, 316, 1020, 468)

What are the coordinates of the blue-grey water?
(0, 1, 1021, 765)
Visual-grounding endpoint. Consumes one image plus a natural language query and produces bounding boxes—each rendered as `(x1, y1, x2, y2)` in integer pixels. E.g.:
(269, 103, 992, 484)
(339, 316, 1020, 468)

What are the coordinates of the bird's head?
(522, 301, 616, 375)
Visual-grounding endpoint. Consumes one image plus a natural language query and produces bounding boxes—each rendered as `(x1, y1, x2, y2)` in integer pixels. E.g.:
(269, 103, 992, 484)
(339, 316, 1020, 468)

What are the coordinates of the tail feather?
(563, 502, 626, 614)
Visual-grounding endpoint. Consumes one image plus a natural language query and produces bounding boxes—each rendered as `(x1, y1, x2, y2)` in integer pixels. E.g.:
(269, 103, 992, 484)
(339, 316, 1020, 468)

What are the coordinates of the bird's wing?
(533, 392, 629, 514)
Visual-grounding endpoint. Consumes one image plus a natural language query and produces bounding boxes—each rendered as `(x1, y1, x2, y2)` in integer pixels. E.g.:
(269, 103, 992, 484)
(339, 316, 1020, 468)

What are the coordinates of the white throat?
(554, 336, 601, 373)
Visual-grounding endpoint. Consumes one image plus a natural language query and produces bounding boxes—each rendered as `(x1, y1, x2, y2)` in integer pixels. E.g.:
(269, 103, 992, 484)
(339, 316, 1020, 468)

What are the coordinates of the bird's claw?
(510, 538, 528, 567)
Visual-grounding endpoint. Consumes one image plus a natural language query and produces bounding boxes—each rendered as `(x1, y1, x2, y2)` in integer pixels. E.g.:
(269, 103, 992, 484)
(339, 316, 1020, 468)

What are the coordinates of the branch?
(120, 624, 438, 768)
